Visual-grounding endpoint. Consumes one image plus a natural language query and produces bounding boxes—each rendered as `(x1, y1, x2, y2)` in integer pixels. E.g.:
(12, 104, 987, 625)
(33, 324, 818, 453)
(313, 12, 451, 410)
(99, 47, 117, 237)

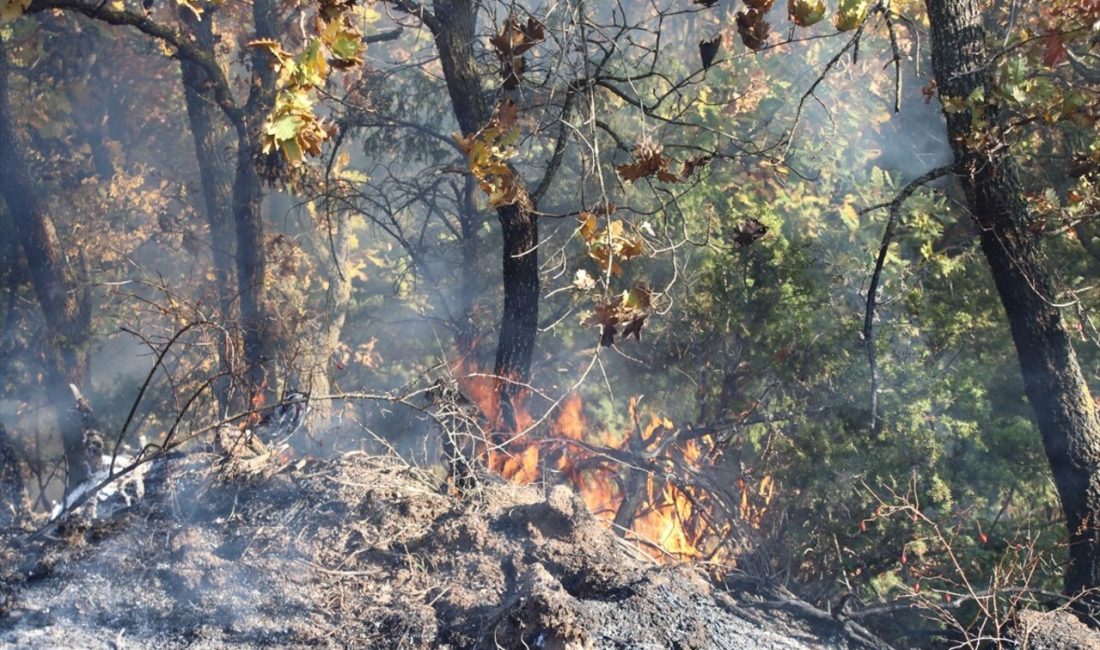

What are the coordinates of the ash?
(2, 452, 885, 649)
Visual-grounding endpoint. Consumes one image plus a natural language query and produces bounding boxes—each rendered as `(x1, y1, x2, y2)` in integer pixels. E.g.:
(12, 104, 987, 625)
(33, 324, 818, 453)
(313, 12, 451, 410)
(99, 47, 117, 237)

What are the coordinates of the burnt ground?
(1, 451, 1095, 649)
(0, 450, 900, 649)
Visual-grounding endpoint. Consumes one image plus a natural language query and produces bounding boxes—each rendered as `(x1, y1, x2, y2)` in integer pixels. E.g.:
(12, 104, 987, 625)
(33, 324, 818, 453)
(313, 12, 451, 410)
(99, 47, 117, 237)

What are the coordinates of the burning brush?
(425, 378, 487, 493)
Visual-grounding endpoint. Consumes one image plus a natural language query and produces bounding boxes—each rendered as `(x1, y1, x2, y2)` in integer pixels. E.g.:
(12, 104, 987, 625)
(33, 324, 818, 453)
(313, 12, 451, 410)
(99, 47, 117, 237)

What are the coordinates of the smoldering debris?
(0, 450, 887, 649)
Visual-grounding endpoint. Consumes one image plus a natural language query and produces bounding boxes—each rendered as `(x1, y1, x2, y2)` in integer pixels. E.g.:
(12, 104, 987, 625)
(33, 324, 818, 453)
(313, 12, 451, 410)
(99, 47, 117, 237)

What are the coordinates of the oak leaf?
(616, 139, 679, 183)
(680, 155, 713, 179)
(700, 35, 721, 70)
(583, 286, 652, 346)
(835, 0, 869, 31)
(454, 100, 524, 207)
(490, 16, 545, 56)
(579, 218, 646, 275)
(789, 0, 827, 27)
(736, 9, 770, 51)
(1042, 32, 1068, 68)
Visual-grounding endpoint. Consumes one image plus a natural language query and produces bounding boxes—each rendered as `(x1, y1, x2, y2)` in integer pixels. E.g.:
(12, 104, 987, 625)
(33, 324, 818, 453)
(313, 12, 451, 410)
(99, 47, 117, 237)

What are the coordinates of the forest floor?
(0, 450, 1094, 649)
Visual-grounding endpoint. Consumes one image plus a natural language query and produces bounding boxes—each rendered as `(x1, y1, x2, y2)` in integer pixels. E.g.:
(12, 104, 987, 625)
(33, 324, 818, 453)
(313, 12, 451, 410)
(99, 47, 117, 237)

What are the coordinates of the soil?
(0, 450, 892, 649)
(1012, 609, 1100, 650)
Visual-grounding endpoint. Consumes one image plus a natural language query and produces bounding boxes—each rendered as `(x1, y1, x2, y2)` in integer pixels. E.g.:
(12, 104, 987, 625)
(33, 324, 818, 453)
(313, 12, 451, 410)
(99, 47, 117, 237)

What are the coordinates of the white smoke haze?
(1, 0, 1096, 647)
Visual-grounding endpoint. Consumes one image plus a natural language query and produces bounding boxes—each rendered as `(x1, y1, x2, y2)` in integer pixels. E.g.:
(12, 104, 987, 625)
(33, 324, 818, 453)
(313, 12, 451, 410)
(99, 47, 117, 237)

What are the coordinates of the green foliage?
(5, 1, 1100, 644)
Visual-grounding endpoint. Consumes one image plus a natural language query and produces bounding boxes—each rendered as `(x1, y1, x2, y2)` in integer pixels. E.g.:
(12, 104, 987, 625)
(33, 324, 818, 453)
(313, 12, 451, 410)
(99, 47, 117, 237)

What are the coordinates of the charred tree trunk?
(455, 174, 481, 358)
(233, 119, 271, 400)
(180, 6, 237, 409)
(230, 0, 280, 402)
(0, 44, 91, 490)
(494, 202, 539, 430)
(0, 419, 29, 531)
(926, 0, 1100, 614)
(431, 0, 540, 430)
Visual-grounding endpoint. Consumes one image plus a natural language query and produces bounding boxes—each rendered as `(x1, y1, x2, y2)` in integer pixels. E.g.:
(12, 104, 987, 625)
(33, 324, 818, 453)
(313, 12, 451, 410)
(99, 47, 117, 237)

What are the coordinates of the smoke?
(1, 5, 1067, 646)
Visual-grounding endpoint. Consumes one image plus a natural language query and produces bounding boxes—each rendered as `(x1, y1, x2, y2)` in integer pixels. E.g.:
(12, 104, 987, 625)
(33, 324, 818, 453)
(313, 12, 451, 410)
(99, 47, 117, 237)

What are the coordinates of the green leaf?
(839, 201, 860, 231)
(280, 137, 303, 165)
(835, 0, 869, 31)
(294, 38, 328, 88)
(267, 113, 305, 142)
(789, 0, 827, 27)
(329, 30, 363, 63)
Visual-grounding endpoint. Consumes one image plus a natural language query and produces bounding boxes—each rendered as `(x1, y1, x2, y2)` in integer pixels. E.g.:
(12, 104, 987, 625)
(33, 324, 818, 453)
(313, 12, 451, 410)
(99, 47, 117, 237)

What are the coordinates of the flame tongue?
(244, 379, 270, 428)
(453, 359, 771, 565)
(452, 360, 539, 483)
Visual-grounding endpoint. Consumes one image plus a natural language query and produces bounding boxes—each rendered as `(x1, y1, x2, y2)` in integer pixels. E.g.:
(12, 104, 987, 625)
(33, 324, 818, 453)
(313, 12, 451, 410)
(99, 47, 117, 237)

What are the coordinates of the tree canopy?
(3, 0, 1100, 644)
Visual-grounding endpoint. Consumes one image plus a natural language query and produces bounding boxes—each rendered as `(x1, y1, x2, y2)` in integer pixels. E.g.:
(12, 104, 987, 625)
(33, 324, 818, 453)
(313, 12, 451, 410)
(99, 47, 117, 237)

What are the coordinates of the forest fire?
(453, 362, 772, 564)
(451, 360, 539, 484)
(246, 383, 268, 427)
(4, 0, 1098, 644)
(548, 396, 747, 563)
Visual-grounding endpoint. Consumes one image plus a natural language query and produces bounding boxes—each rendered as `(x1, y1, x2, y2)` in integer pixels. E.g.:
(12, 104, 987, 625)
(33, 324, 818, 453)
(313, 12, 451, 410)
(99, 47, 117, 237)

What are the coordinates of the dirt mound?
(1, 452, 885, 649)
(1012, 610, 1100, 649)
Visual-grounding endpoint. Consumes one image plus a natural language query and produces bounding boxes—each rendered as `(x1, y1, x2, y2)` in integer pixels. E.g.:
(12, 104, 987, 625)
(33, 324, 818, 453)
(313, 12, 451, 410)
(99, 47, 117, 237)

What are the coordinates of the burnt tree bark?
(0, 43, 91, 490)
(179, 6, 237, 409)
(426, 0, 540, 431)
(494, 202, 539, 429)
(455, 174, 482, 359)
(232, 0, 280, 402)
(926, 0, 1100, 613)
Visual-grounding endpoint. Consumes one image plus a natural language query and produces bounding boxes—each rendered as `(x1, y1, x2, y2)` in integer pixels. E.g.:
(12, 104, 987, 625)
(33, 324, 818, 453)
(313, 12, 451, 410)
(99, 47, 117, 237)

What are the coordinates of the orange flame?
(452, 358, 540, 483)
(244, 378, 270, 428)
(450, 354, 775, 565)
(547, 394, 756, 563)
(632, 482, 703, 559)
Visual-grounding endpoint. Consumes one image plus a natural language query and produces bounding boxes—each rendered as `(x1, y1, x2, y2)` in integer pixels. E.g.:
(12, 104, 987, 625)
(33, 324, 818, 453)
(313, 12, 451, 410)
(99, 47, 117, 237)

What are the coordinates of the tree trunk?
(0, 43, 91, 490)
(431, 0, 540, 430)
(305, 207, 352, 427)
(0, 419, 29, 530)
(232, 0, 280, 402)
(64, 25, 114, 181)
(180, 6, 237, 410)
(926, 0, 1100, 614)
(455, 175, 481, 358)
(494, 202, 539, 430)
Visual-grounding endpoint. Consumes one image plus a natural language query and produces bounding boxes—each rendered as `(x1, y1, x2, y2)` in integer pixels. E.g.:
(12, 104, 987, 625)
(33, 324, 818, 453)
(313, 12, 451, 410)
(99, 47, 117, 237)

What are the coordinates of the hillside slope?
(0, 451, 889, 649)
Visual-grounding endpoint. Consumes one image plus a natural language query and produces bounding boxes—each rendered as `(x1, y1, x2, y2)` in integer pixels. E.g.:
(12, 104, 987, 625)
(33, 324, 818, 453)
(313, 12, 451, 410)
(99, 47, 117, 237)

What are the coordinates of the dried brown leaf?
(736, 9, 770, 51)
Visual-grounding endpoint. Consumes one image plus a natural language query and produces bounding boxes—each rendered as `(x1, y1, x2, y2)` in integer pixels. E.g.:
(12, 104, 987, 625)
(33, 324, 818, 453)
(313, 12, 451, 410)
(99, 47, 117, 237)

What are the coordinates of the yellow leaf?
(0, 0, 31, 22)
(280, 138, 303, 164)
(835, 0, 868, 31)
(248, 39, 291, 65)
(578, 212, 598, 241)
(839, 202, 860, 231)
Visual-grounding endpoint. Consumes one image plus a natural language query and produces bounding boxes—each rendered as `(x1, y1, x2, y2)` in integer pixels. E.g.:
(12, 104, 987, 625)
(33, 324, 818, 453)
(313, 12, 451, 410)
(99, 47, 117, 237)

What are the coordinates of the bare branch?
(861, 164, 956, 432)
